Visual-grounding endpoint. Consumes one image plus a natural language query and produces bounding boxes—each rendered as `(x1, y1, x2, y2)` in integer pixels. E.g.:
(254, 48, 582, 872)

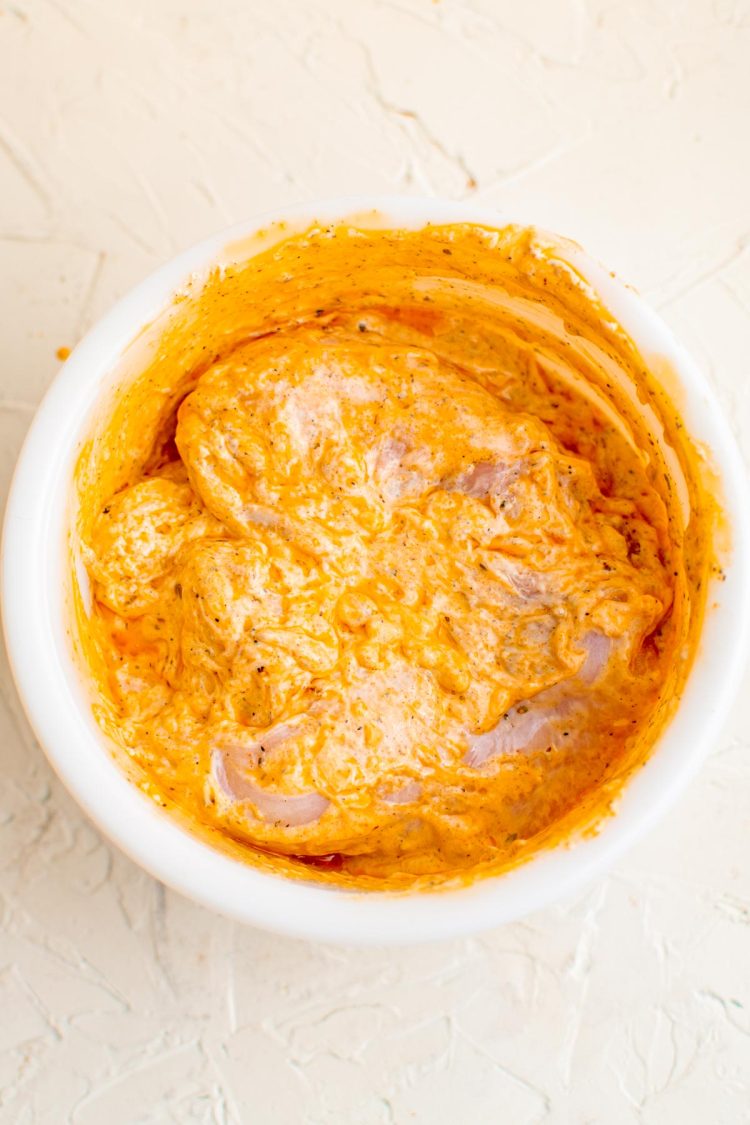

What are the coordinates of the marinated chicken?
(74, 222, 714, 886)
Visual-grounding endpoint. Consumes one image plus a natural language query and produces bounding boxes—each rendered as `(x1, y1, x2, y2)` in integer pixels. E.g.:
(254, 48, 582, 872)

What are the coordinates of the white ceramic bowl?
(3, 198, 748, 945)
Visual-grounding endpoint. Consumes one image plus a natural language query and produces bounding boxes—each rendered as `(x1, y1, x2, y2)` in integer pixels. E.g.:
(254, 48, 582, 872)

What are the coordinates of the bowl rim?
(3, 195, 749, 945)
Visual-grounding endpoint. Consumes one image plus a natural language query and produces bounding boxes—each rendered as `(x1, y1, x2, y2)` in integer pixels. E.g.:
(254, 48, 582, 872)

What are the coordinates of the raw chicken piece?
(212, 720, 329, 828)
(213, 750, 329, 828)
(466, 632, 614, 767)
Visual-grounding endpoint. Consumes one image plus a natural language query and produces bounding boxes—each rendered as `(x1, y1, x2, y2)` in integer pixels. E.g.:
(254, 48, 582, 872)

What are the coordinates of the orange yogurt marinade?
(75, 222, 716, 888)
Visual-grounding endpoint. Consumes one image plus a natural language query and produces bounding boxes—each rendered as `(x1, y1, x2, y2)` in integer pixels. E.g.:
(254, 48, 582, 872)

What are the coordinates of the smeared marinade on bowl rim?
(71, 218, 722, 890)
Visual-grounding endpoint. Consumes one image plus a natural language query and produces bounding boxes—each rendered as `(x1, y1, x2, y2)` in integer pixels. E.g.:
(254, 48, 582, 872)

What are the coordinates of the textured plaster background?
(1, 1, 750, 1121)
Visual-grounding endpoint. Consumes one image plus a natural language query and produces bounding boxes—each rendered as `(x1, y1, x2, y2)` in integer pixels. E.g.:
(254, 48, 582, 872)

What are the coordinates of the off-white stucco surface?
(1, 1, 750, 1121)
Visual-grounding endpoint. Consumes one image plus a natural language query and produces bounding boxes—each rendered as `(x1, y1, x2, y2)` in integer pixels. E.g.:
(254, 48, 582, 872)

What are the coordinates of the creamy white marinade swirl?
(75, 222, 713, 886)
